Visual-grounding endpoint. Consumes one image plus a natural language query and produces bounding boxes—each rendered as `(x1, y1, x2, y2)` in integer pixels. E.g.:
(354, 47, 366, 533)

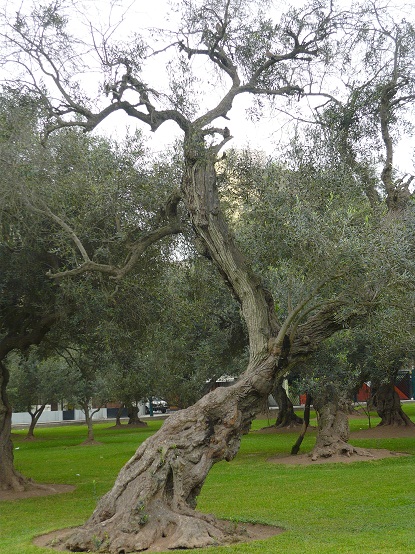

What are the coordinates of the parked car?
(144, 398, 168, 414)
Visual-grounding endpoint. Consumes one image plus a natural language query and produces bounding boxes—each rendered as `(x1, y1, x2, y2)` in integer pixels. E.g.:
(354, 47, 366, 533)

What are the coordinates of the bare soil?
(0, 483, 75, 502)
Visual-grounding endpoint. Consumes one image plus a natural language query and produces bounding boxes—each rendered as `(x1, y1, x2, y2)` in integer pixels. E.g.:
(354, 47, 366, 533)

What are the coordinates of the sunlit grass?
(1, 406, 414, 554)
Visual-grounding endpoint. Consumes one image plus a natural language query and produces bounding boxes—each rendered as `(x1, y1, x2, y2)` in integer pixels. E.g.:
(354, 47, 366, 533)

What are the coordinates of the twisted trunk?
(67, 356, 282, 552)
(65, 143, 351, 551)
(311, 386, 371, 460)
(373, 382, 414, 427)
(66, 147, 283, 552)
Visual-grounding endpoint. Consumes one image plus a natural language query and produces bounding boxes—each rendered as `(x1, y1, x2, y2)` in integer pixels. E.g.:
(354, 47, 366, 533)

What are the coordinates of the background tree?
(7, 349, 75, 439)
(0, 85, 178, 489)
(0, 89, 63, 491)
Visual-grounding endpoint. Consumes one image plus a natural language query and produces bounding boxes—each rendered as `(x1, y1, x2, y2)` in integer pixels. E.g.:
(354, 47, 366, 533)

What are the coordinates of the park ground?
(1, 404, 415, 553)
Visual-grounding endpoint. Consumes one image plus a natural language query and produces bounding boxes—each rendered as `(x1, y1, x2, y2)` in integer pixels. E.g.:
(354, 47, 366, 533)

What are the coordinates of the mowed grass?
(1, 405, 414, 554)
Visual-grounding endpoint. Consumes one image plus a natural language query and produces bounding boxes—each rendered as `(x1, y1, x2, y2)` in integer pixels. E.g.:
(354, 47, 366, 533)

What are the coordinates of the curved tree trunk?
(83, 404, 96, 444)
(65, 146, 284, 552)
(65, 143, 346, 551)
(66, 355, 282, 552)
(26, 404, 47, 440)
(291, 393, 312, 455)
(273, 382, 303, 428)
(0, 314, 59, 491)
(310, 386, 371, 460)
(0, 362, 29, 491)
(373, 382, 414, 427)
(115, 405, 124, 427)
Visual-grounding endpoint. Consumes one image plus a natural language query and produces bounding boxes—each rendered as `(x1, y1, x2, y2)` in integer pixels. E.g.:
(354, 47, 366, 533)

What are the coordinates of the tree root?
(310, 441, 374, 461)
(65, 505, 248, 553)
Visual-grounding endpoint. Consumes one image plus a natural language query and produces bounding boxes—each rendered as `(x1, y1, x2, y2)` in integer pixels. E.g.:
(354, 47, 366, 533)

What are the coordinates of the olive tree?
(2, 0, 409, 550)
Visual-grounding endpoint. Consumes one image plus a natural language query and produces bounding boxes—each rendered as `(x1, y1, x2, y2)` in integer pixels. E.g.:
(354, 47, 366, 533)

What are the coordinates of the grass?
(1, 405, 415, 554)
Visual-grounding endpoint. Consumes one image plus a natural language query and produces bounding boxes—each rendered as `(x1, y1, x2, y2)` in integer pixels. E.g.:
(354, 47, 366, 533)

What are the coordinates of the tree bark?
(66, 356, 282, 553)
(0, 362, 28, 491)
(373, 382, 415, 427)
(115, 405, 124, 427)
(127, 403, 147, 427)
(65, 145, 284, 552)
(64, 143, 348, 551)
(273, 382, 303, 428)
(84, 405, 95, 443)
(0, 313, 59, 490)
(291, 393, 312, 455)
(310, 385, 371, 460)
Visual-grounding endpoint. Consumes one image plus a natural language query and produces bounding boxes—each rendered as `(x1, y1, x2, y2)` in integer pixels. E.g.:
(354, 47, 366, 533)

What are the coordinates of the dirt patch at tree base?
(33, 521, 284, 552)
(350, 425, 415, 439)
(0, 483, 75, 502)
(269, 449, 410, 465)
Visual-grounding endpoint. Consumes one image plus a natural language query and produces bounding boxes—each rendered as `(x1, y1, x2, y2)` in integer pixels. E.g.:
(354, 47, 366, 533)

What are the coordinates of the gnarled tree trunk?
(127, 403, 147, 427)
(65, 142, 349, 551)
(373, 382, 414, 427)
(310, 385, 371, 461)
(65, 145, 284, 552)
(67, 356, 282, 552)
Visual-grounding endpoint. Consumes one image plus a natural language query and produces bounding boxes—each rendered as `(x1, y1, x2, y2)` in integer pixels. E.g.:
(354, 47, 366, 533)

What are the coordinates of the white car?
(145, 398, 168, 414)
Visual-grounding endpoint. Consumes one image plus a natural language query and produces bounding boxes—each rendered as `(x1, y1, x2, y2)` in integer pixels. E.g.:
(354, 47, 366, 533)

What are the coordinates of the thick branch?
(48, 193, 183, 280)
(289, 302, 348, 360)
(0, 313, 60, 360)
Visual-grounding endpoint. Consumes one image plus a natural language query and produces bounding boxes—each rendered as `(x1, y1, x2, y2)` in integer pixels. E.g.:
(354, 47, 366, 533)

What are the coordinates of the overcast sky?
(3, 0, 414, 172)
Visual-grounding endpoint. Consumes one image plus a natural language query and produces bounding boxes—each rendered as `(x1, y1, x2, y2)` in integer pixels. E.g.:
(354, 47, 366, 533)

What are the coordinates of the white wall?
(11, 408, 108, 425)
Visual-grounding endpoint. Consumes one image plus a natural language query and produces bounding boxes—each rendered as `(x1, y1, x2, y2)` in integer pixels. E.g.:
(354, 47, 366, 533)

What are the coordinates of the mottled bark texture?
(65, 145, 353, 551)
(373, 382, 415, 427)
(64, 146, 284, 552)
(66, 358, 281, 553)
(310, 385, 371, 460)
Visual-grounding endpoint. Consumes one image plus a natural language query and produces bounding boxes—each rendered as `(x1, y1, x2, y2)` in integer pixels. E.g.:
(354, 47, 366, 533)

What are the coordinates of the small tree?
(7, 350, 71, 439)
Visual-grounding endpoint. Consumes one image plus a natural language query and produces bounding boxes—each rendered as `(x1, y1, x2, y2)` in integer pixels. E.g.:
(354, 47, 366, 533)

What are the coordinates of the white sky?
(81, 0, 414, 174)
(2, 0, 414, 173)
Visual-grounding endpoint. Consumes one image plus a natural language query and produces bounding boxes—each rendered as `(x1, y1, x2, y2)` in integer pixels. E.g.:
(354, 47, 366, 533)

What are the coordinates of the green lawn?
(1, 405, 415, 554)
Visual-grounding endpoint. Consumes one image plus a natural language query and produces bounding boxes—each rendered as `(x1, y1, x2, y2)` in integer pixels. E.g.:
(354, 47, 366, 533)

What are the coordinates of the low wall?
(11, 408, 108, 425)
